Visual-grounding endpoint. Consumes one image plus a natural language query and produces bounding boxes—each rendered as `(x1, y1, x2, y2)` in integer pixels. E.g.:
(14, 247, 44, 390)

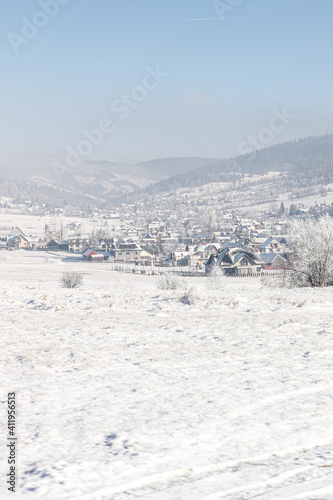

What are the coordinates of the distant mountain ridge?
(137, 157, 219, 179)
(0, 152, 217, 207)
(121, 134, 333, 202)
(0, 135, 332, 208)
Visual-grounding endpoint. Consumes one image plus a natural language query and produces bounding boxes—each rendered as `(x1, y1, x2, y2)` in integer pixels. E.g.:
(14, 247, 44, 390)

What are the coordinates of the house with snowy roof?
(259, 253, 287, 270)
(258, 237, 285, 254)
(205, 247, 262, 276)
(96, 239, 114, 251)
(221, 238, 247, 250)
(7, 234, 29, 249)
(68, 236, 91, 253)
(141, 233, 157, 244)
(82, 249, 105, 262)
(111, 239, 151, 264)
(46, 239, 69, 251)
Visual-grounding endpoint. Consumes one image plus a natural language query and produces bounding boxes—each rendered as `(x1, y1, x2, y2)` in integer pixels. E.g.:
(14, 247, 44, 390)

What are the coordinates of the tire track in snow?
(201, 467, 332, 499)
(286, 484, 333, 499)
(68, 444, 333, 500)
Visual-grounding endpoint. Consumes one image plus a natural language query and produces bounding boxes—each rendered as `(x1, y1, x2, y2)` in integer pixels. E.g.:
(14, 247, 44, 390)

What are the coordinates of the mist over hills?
(0, 152, 217, 207)
(121, 134, 333, 203)
(136, 157, 219, 179)
(0, 134, 332, 208)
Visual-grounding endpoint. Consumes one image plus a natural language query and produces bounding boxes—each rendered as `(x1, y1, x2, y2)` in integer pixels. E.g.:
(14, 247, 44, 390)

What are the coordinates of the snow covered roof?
(216, 247, 261, 266)
(222, 239, 245, 249)
(259, 237, 273, 249)
(82, 249, 97, 257)
(8, 234, 28, 242)
(259, 253, 287, 264)
(7, 227, 26, 238)
(234, 253, 246, 263)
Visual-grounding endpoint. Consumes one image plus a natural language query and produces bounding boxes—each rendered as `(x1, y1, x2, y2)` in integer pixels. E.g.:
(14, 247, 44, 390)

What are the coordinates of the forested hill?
(122, 134, 333, 202)
(1, 135, 332, 208)
(136, 157, 219, 179)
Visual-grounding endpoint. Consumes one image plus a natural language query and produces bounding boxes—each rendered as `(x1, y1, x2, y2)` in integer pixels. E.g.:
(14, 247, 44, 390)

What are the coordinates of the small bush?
(61, 271, 83, 288)
(157, 273, 182, 290)
(179, 288, 194, 305)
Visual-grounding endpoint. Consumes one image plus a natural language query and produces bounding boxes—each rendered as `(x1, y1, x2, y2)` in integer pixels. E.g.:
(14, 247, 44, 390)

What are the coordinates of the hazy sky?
(1, 0, 333, 164)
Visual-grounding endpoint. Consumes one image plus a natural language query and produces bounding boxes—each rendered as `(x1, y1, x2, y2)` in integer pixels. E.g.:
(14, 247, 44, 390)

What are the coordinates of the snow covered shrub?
(208, 265, 225, 290)
(157, 273, 182, 290)
(261, 274, 286, 289)
(179, 288, 194, 305)
(285, 215, 333, 287)
(61, 271, 83, 288)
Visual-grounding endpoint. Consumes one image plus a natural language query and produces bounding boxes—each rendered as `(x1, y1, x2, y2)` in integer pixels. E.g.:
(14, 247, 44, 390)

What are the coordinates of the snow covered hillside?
(1, 251, 333, 499)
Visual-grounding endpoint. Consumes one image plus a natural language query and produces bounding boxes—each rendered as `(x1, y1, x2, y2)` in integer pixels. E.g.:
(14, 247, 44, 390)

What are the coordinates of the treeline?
(122, 134, 333, 203)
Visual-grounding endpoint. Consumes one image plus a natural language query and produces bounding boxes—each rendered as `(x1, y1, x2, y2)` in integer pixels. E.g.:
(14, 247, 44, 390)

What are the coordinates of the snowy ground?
(0, 210, 122, 239)
(1, 251, 333, 500)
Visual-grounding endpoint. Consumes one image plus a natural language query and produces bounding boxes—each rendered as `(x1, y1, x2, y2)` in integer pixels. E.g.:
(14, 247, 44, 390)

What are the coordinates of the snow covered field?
(0, 210, 122, 239)
(1, 251, 333, 499)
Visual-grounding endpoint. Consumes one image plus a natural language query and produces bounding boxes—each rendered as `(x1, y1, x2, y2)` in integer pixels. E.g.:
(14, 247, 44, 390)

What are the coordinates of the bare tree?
(61, 271, 83, 288)
(286, 215, 333, 287)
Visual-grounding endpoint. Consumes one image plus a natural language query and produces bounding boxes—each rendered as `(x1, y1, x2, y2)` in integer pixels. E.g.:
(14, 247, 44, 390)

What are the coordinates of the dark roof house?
(205, 247, 262, 276)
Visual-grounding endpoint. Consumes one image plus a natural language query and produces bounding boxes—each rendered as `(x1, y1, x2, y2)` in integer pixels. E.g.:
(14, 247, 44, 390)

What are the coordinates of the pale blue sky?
(1, 0, 333, 163)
